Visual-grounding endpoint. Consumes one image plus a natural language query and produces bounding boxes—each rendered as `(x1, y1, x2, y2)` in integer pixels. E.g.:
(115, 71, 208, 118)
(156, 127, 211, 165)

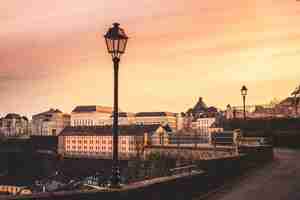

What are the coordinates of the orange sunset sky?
(1, 0, 300, 117)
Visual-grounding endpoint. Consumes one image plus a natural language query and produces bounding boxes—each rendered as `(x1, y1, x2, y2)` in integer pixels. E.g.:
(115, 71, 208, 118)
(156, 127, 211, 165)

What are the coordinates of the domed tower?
(186, 97, 208, 118)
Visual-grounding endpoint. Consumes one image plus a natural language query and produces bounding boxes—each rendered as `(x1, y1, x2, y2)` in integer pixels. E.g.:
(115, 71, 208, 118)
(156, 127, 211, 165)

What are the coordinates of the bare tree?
(291, 85, 300, 116)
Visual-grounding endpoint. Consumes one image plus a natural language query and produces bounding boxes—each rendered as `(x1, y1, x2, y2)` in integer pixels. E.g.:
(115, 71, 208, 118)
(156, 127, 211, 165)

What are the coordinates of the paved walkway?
(208, 148, 300, 200)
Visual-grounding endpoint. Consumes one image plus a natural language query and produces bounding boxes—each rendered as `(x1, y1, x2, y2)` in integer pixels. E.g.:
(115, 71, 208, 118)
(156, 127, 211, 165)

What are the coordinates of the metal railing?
(148, 135, 210, 147)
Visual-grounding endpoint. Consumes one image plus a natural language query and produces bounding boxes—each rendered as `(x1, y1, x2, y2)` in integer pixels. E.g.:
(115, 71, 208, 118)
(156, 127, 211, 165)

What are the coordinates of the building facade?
(0, 114, 29, 137)
(110, 112, 136, 125)
(135, 112, 177, 131)
(191, 117, 223, 137)
(58, 124, 168, 159)
(71, 105, 113, 126)
(31, 109, 70, 136)
(184, 97, 220, 130)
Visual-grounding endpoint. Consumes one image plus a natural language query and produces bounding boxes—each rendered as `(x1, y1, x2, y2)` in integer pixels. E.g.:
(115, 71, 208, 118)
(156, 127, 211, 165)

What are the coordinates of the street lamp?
(104, 22, 128, 188)
(241, 85, 248, 120)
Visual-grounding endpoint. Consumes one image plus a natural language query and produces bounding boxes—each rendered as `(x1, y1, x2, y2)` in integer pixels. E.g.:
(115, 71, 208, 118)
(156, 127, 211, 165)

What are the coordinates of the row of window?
(65, 136, 133, 139)
(73, 119, 94, 126)
(66, 144, 132, 149)
(66, 145, 136, 152)
(65, 140, 132, 145)
(72, 120, 175, 126)
(73, 120, 116, 126)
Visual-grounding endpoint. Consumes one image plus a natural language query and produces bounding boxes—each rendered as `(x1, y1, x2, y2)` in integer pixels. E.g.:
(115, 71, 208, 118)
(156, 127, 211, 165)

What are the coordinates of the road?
(206, 148, 300, 200)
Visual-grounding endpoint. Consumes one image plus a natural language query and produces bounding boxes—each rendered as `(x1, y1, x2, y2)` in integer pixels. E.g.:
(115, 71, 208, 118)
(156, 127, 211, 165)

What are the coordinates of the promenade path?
(206, 148, 300, 200)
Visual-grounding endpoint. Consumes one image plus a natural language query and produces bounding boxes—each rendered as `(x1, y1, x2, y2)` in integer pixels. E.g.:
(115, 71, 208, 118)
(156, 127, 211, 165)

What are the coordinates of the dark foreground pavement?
(205, 148, 300, 200)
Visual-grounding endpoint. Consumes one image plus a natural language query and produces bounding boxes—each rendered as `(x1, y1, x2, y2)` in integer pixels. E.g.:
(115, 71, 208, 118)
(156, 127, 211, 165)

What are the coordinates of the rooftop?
(135, 112, 176, 117)
(4, 113, 21, 119)
(59, 124, 169, 136)
(33, 109, 63, 118)
(110, 112, 135, 118)
(72, 105, 114, 114)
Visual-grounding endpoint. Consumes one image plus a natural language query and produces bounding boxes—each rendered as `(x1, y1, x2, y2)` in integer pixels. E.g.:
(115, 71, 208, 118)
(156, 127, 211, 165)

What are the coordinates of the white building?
(58, 124, 169, 159)
(176, 113, 185, 131)
(31, 109, 70, 136)
(110, 112, 136, 125)
(135, 112, 177, 131)
(191, 117, 223, 137)
(0, 114, 29, 137)
(71, 105, 113, 126)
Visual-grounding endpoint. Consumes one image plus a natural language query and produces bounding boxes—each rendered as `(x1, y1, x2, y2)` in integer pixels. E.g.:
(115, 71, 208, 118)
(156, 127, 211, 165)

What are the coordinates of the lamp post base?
(110, 166, 121, 188)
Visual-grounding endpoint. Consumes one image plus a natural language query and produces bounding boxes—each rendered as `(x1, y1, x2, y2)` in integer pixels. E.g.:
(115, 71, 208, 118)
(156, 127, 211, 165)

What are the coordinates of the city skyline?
(1, 0, 300, 117)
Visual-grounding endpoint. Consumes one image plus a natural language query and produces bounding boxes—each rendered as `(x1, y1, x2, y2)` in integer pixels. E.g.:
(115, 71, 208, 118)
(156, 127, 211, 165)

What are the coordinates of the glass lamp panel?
(113, 39, 117, 52)
(241, 89, 247, 96)
(241, 86, 247, 96)
(104, 23, 128, 58)
(118, 38, 127, 53)
(105, 38, 114, 53)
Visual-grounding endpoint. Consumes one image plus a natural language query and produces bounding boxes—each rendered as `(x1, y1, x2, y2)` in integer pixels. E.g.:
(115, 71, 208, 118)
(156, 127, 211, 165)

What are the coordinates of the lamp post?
(104, 23, 128, 188)
(241, 85, 248, 120)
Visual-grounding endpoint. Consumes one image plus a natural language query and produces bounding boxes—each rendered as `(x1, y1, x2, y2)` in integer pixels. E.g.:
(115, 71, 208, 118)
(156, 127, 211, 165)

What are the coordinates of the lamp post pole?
(243, 95, 246, 120)
(112, 57, 120, 187)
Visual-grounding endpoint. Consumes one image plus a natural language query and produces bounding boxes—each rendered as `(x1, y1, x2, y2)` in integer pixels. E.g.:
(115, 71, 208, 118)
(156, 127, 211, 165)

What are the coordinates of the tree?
(291, 85, 300, 116)
(291, 85, 300, 97)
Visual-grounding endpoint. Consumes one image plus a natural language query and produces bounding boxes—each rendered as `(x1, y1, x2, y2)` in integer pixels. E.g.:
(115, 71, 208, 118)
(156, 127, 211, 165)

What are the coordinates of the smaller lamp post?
(241, 85, 248, 120)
